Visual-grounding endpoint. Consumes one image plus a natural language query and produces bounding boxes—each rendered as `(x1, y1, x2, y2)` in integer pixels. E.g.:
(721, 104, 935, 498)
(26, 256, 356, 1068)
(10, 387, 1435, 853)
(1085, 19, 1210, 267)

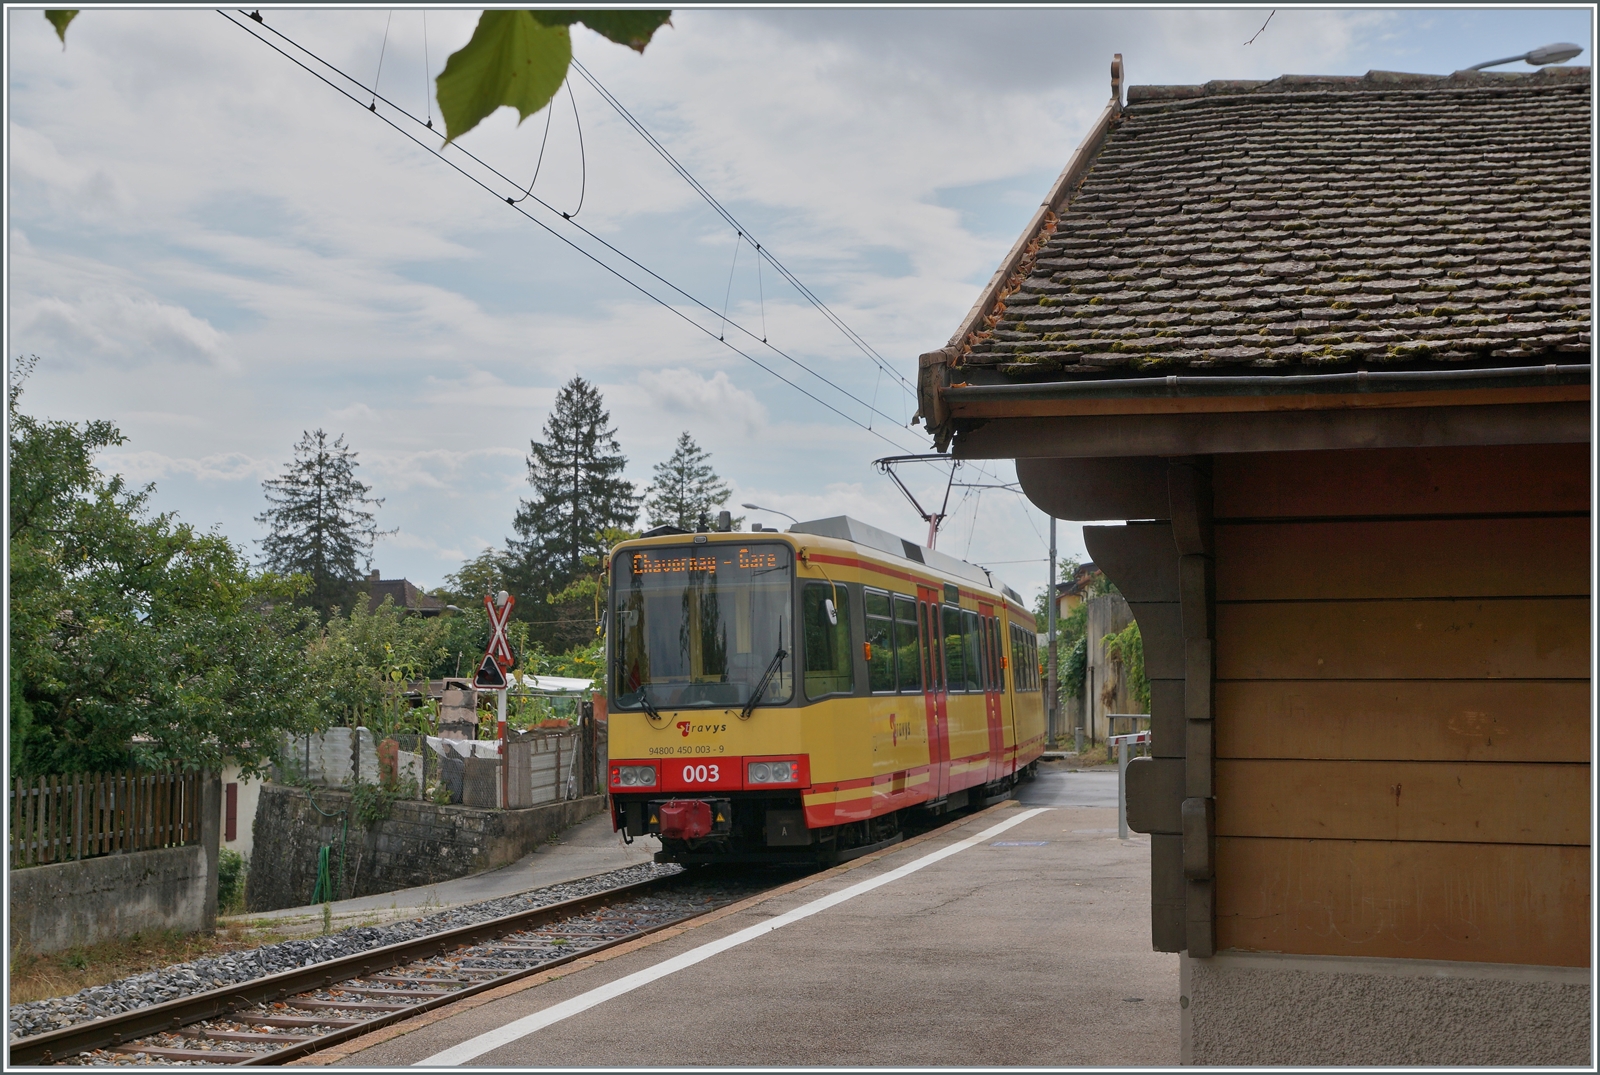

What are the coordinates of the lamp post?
(1468, 42, 1582, 70)
(740, 502, 799, 525)
(1046, 517, 1059, 748)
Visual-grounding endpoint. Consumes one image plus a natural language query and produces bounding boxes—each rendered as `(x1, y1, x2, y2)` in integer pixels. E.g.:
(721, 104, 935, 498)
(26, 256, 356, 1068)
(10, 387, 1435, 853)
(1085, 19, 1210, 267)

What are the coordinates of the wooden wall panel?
(1214, 443, 1591, 519)
(1215, 680, 1591, 762)
(1215, 759, 1589, 845)
(1215, 517, 1590, 601)
(1216, 837, 1591, 966)
(1217, 598, 1590, 681)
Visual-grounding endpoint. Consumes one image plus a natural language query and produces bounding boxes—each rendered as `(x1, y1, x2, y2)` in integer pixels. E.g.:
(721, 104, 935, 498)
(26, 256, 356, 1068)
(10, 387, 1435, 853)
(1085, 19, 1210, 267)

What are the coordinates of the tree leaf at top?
(45, 10, 78, 46)
(530, 10, 673, 53)
(435, 10, 573, 144)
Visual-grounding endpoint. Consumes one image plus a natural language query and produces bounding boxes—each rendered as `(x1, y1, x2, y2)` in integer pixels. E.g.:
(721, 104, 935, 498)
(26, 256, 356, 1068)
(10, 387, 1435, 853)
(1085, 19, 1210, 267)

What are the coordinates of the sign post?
(476, 590, 517, 809)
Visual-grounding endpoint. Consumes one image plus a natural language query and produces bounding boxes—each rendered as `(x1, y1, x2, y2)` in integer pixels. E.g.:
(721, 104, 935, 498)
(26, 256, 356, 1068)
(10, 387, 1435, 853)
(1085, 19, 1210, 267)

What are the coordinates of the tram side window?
(942, 605, 965, 692)
(961, 610, 983, 692)
(894, 595, 922, 693)
(802, 584, 854, 699)
(1010, 623, 1039, 692)
(989, 617, 1002, 689)
(865, 590, 895, 693)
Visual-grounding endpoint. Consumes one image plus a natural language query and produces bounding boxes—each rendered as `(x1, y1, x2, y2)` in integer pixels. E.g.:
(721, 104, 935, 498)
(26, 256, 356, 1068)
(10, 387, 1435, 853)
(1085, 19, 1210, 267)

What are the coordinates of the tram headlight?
(747, 760, 798, 784)
(613, 765, 657, 787)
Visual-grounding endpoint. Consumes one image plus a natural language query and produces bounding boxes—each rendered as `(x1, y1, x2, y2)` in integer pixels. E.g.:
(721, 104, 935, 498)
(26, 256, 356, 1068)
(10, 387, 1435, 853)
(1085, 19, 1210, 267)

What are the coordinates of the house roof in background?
(954, 67, 1591, 382)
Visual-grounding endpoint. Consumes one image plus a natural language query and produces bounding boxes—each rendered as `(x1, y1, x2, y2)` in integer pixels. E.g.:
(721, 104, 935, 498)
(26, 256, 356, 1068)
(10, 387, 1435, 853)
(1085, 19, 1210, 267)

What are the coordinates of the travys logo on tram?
(606, 515, 1046, 866)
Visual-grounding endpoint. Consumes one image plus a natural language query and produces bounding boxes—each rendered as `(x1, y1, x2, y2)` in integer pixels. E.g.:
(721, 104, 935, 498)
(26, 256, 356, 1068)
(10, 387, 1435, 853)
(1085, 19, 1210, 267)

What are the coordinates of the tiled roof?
(958, 68, 1591, 379)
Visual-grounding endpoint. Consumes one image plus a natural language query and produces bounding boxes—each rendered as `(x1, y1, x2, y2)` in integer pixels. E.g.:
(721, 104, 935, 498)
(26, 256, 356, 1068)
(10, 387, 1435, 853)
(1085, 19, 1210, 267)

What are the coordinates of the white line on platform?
(415, 807, 1051, 1067)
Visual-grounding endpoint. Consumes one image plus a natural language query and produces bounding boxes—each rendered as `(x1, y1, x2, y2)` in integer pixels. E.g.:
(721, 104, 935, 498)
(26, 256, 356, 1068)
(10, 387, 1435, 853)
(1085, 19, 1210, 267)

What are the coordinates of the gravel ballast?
(9, 862, 682, 1041)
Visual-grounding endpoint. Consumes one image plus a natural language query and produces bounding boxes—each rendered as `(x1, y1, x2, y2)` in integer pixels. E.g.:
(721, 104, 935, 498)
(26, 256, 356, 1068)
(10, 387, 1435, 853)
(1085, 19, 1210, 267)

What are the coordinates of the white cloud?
(13, 290, 233, 369)
(633, 368, 767, 434)
(9, 5, 1586, 589)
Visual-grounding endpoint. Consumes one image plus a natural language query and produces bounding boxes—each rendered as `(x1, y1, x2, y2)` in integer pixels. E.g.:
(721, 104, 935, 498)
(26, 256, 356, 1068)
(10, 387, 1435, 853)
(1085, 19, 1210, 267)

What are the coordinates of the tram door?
(978, 603, 1005, 783)
(916, 586, 949, 800)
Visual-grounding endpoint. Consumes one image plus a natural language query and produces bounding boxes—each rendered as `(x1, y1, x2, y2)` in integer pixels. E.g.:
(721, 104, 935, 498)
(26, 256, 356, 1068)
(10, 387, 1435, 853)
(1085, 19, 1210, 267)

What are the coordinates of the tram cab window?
(961, 610, 983, 692)
(942, 605, 966, 692)
(865, 589, 895, 693)
(803, 584, 854, 699)
(893, 594, 922, 693)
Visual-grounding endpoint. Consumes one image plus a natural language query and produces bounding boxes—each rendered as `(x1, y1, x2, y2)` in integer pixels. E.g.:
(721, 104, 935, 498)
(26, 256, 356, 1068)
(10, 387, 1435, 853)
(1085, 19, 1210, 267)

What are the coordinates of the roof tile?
(956, 69, 1591, 379)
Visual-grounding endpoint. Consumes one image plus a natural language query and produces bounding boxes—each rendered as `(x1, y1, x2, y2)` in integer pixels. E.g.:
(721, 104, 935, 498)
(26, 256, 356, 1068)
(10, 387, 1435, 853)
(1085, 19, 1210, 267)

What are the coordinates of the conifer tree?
(256, 430, 386, 618)
(644, 431, 736, 530)
(506, 377, 639, 603)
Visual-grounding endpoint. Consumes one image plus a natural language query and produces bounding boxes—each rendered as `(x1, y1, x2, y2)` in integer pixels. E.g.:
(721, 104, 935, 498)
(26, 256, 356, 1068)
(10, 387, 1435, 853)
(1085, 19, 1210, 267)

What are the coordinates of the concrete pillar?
(200, 770, 222, 927)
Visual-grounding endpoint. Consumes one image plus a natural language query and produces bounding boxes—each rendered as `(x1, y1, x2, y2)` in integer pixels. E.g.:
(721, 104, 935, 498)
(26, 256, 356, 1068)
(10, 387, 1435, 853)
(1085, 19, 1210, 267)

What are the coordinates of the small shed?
(916, 58, 1590, 1065)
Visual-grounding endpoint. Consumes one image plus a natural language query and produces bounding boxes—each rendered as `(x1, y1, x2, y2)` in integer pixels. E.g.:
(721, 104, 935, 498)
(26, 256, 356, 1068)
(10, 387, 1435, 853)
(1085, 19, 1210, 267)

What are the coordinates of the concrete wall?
(244, 784, 604, 912)
(10, 844, 216, 954)
(9, 771, 221, 954)
(1181, 951, 1591, 1066)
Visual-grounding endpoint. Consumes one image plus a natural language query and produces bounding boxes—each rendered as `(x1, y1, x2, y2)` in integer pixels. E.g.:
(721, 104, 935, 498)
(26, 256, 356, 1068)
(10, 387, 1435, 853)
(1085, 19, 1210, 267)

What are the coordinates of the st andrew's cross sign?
(474, 591, 516, 690)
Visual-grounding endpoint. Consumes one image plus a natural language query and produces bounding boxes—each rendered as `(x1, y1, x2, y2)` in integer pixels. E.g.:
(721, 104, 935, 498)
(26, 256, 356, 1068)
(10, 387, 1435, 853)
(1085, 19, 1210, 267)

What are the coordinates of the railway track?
(10, 870, 769, 1066)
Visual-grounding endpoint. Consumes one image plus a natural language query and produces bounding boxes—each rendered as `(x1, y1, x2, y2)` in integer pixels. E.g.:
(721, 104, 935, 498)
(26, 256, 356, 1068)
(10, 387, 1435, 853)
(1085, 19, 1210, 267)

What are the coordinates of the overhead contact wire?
(219, 11, 920, 455)
(567, 57, 918, 400)
(240, 13, 907, 432)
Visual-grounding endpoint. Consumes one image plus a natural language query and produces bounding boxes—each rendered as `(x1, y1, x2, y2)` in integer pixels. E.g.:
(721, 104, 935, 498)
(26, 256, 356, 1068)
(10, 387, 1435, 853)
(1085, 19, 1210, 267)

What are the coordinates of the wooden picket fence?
(9, 768, 204, 868)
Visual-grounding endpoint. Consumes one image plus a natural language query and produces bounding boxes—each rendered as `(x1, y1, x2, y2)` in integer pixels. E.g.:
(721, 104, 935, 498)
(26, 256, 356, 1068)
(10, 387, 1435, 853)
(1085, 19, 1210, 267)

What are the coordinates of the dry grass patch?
(9, 922, 290, 1006)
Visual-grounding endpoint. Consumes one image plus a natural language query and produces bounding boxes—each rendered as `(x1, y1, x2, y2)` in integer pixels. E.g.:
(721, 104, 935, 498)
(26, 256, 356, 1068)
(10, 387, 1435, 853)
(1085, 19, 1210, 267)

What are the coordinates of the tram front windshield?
(612, 544, 794, 710)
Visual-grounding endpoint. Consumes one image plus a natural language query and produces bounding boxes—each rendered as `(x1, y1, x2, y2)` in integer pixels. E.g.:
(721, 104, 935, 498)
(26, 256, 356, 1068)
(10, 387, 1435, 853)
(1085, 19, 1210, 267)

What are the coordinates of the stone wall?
(244, 784, 605, 912)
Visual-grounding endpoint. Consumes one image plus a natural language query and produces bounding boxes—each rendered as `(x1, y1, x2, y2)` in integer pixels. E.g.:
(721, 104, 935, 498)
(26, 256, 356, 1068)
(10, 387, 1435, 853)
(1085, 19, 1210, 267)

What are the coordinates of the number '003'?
(683, 764, 718, 783)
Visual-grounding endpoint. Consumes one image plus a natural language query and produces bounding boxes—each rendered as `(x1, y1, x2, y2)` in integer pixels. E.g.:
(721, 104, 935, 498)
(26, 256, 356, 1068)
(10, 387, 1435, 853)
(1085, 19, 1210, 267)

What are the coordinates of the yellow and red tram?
(606, 516, 1044, 864)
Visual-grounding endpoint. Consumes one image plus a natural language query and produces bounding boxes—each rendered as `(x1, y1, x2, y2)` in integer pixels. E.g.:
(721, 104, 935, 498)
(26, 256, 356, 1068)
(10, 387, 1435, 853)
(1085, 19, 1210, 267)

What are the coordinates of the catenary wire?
(238, 12, 911, 433)
(369, 10, 392, 109)
(567, 57, 918, 402)
(219, 10, 922, 456)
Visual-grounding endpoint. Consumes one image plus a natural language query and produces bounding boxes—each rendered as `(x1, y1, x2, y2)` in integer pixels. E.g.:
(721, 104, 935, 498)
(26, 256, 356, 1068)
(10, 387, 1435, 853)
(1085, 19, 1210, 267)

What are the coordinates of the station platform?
(300, 780, 1178, 1068)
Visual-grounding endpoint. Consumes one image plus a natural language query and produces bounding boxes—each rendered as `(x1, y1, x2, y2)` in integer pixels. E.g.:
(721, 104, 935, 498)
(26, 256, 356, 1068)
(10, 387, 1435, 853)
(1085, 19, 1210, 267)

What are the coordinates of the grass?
(8, 922, 291, 1006)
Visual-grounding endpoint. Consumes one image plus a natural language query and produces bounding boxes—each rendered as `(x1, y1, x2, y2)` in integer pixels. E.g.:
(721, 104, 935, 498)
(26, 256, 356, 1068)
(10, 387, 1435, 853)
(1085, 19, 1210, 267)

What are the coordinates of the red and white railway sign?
(484, 591, 516, 670)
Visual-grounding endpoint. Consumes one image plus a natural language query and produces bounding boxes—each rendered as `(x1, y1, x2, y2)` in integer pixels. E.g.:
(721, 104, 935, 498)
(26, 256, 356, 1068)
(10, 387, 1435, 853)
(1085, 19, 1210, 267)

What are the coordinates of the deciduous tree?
(8, 365, 318, 777)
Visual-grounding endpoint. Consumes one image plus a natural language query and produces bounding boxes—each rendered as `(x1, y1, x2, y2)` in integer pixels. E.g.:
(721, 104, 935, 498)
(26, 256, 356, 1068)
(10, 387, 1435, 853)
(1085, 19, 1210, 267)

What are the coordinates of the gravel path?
(9, 862, 682, 1042)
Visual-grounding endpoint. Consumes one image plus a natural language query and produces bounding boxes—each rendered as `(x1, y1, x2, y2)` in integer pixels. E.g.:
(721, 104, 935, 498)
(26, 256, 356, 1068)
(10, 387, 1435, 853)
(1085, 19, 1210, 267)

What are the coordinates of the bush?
(217, 848, 246, 915)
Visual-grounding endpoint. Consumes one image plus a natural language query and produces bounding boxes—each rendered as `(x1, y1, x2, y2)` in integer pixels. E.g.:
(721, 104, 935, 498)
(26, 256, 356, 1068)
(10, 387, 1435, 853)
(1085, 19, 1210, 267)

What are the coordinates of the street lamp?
(740, 502, 799, 524)
(1469, 42, 1583, 70)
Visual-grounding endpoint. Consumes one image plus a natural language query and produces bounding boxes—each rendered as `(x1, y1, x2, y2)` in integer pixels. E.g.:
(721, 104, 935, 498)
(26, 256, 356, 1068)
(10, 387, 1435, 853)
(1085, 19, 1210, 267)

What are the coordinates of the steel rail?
(7, 872, 688, 1065)
(234, 908, 699, 1066)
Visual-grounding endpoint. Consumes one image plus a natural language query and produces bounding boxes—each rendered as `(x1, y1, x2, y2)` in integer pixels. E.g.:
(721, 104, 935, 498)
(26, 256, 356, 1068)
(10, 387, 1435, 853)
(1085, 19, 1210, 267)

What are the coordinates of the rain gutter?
(944, 363, 1591, 403)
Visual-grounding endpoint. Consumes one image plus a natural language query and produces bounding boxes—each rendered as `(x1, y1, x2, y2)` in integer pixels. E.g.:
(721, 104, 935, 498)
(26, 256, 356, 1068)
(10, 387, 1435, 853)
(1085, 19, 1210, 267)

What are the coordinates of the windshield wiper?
(637, 691, 663, 722)
(740, 646, 788, 721)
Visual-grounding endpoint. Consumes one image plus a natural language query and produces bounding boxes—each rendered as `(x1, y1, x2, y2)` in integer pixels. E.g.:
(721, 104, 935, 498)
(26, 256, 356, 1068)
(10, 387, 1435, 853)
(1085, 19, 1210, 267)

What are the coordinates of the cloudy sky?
(8, 5, 1592, 603)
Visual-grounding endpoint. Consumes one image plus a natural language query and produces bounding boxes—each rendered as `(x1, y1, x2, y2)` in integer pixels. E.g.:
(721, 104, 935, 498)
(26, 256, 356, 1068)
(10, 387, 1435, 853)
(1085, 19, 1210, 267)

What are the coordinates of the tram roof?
(787, 516, 1025, 607)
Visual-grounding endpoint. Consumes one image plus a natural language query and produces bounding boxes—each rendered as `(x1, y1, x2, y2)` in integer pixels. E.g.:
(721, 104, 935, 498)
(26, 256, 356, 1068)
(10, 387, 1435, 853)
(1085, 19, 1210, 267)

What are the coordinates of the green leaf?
(530, 10, 672, 53)
(436, 11, 572, 144)
(45, 10, 77, 45)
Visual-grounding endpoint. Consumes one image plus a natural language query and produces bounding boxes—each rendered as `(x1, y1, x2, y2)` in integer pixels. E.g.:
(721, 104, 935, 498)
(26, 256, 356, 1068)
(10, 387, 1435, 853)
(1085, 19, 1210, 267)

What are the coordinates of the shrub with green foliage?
(8, 365, 319, 778)
(217, 848, 247, 915)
